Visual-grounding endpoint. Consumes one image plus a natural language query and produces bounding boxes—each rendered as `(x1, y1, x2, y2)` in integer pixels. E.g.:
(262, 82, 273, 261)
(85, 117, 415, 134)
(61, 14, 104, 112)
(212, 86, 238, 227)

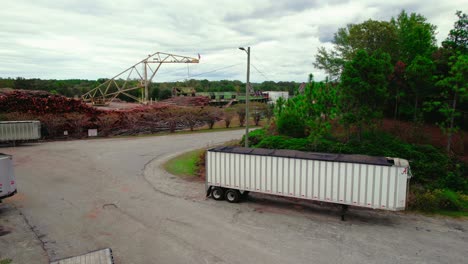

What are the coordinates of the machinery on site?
(172, 87, 270, 106)
(206, 146, 412, 220)
(82, 52, 199, 105)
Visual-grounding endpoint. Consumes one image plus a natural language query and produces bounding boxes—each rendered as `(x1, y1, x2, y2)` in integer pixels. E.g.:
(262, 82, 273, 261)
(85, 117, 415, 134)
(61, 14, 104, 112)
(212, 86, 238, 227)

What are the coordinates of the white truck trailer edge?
(0, 153, 17, 202)
(0, 120, 41, 144)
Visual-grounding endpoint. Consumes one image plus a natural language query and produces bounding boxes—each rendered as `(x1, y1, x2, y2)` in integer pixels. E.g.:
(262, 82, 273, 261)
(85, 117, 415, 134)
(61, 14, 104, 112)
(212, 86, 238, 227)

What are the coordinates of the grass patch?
(0, 259, 12, 264)
(164, 149, 205, 177)
(432, 210, 468, 217)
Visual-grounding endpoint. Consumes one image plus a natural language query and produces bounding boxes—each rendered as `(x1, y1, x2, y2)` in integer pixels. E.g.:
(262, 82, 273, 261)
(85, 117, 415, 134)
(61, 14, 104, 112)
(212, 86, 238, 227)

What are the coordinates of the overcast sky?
(0, 0, 466, 83)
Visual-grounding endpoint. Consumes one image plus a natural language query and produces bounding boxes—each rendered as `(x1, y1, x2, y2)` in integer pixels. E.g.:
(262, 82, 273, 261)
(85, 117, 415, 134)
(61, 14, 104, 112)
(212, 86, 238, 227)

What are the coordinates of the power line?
(165, 63, 242, 82)
(155, 60, 239, 78)
(251, 63, 269, 81)
(252, 54, 273, 80)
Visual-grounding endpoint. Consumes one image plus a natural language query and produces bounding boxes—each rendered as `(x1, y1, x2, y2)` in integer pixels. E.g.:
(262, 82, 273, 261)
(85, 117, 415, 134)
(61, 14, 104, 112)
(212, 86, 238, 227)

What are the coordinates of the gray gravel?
(0, 130, 467, 264)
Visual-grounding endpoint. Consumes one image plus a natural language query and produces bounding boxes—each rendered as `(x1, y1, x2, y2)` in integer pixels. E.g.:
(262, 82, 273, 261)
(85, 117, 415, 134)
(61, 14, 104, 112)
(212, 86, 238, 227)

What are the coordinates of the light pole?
(239, 47, 250, 148)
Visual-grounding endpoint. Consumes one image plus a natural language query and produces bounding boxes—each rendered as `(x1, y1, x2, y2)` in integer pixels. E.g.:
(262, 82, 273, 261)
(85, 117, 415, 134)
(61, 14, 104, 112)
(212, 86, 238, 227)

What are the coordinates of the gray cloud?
(317, 25, 338, 43)
(224, 0, 350, 22)
(0, 0, 464, 82)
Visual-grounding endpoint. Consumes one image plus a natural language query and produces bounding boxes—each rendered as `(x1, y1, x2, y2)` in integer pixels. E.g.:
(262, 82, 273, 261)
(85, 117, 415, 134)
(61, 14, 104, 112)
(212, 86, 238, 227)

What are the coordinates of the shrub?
(235, 104, 246, 126)
(223, 108, 236, 128)
(250, 102, 267, 126)
(196, 150, 207, 179)
(410, 189, 441, 212)
(246, 129, 266, 146)
(181, 107, 203, 131)
(276, 111, 306, 138)
(410, 189, 468, 212)
(201, 107, 222, 129)
(255, 135, 310, 151)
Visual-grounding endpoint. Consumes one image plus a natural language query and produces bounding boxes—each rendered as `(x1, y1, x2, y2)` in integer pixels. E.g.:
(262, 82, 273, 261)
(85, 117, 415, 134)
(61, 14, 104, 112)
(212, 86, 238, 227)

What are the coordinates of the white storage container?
(206, 147, 411, 211)
(0, 121, 41, 142)
(0, 153, 17, 201)
(264, 91, 289, 104)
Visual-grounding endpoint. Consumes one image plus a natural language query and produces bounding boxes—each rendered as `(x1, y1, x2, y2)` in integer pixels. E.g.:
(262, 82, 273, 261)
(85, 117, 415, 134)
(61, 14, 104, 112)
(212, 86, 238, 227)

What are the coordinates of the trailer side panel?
(0, 121, 41, 142)
(206, 149, 410, 211)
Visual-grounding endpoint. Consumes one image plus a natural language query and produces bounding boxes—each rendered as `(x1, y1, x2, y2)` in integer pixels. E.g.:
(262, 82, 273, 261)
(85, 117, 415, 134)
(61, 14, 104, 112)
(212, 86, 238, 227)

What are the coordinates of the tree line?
(0, 77, 300, 101)
(312, 10, 468, 148)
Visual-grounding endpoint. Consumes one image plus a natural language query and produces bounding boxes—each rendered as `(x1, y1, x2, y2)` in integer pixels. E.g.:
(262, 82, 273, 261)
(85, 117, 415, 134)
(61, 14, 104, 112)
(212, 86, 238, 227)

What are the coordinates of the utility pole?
(239, 47, 250, 148)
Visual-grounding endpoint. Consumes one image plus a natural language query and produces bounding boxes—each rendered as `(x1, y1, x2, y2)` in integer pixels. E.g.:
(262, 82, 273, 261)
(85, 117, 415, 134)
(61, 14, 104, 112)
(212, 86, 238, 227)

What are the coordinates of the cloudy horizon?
(0, 0, 465, 83)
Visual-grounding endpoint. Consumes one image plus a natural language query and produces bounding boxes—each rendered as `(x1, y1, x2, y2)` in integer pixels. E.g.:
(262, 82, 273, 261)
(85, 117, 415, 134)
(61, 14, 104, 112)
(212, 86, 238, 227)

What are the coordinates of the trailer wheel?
(225, 189, 241, 203)
(211, 187, 225, 201)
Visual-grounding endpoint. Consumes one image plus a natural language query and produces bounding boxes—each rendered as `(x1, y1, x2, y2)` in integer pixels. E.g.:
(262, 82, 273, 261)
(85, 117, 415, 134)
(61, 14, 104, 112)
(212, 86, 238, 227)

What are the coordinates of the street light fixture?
(239, 47, 250, 148)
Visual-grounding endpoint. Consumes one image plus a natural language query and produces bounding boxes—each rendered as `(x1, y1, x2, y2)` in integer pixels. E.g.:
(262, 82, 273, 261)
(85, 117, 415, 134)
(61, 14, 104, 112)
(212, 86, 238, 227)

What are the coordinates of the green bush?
(255, 135, 310, 151)
(276, 112, 306, 138)
(411, 189, 468, 212)
(241, 129, 266, 147)
(411, 189, 441, 212)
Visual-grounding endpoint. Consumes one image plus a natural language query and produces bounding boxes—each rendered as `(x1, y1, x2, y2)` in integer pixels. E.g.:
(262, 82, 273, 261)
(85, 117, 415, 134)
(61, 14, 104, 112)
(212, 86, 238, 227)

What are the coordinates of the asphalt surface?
(1, 130, 467, 264)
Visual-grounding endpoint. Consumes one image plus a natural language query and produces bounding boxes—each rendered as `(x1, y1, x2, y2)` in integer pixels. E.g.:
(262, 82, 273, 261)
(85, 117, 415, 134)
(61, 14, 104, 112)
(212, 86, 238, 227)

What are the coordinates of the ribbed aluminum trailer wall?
(206, 147, 411, 211)
(0, 153, 17, 201)
(0, 121, 41, 142)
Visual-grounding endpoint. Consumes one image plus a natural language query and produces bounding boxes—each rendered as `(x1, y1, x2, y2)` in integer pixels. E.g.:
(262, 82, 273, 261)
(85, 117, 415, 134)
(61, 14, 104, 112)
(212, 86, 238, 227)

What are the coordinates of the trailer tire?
(211, 187, 225, 201)
(225, 189, 241, 203)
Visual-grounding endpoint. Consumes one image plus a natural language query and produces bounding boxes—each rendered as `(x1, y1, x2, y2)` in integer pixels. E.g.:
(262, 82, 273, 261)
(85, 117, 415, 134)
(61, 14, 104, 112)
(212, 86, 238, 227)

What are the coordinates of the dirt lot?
(0, 131, 467, 263)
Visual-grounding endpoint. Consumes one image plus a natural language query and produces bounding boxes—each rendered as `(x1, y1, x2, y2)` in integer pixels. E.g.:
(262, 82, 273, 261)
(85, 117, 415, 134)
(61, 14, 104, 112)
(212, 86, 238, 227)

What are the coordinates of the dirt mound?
(0, 89, 97, 114)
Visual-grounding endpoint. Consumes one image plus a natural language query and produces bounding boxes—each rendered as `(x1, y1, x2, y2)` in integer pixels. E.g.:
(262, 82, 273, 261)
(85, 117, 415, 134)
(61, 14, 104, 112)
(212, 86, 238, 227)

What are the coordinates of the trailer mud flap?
(206, 186, 212, 197)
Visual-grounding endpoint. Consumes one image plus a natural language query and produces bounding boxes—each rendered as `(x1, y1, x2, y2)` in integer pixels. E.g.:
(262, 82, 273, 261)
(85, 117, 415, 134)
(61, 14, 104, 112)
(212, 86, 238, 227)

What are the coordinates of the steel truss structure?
(82, 52, 199, 105)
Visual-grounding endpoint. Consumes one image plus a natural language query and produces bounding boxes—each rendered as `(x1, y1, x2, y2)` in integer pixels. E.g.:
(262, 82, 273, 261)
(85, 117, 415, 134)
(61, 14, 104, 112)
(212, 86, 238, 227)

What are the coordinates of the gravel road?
(0, 130, 467, 263)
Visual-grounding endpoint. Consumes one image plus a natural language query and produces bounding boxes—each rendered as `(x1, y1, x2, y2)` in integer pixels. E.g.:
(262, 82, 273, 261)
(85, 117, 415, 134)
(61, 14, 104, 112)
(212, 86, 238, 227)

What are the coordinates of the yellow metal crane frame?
(82, 52, 199, 105)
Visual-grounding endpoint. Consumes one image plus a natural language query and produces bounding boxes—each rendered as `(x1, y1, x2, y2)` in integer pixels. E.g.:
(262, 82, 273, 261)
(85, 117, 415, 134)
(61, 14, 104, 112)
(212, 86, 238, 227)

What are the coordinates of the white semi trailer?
(0, 153, 17, 202)
(206, 147, 411, 219)
(0, 121, 41, 144)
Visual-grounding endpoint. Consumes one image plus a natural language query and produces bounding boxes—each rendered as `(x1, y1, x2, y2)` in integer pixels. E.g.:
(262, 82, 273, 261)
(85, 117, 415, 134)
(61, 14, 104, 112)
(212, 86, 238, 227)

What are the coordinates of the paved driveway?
(1, 130, 467, 263)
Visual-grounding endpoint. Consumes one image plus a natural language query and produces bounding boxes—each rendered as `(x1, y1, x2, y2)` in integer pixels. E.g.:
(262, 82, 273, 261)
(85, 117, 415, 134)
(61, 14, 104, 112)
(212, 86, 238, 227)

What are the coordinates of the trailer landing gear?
(340, 205, 349, 221)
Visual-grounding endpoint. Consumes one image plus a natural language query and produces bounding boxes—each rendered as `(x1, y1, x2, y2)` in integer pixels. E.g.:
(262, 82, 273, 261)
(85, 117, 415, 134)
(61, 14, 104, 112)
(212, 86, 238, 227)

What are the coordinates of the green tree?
(150, 84, 160, 101)
(388, 61, 407, 119)
(314, 20, 398, 79)
(391, 10, 437, 64)
(442, 11, 468, 54)
(406, 55, 435, 121)
(427, 54, 468, 153)
(275, 75, 339, 143)
(340, 50, 392, 140)
(159, 89, 172, 100)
